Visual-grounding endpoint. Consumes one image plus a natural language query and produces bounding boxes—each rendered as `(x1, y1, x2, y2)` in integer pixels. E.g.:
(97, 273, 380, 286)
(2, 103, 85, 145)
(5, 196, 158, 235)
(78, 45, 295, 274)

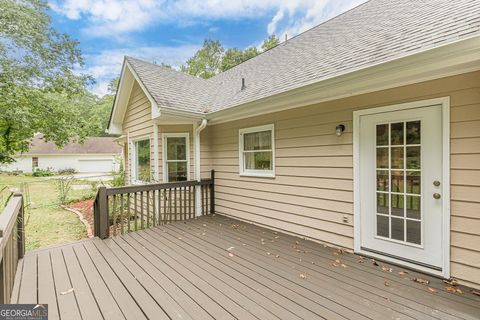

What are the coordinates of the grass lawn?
(1, 173, 93, 251)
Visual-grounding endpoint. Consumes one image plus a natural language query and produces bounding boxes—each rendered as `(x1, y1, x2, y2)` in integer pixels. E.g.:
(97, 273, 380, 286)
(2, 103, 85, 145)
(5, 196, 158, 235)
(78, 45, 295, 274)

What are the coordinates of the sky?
(48, 0, 367, 96)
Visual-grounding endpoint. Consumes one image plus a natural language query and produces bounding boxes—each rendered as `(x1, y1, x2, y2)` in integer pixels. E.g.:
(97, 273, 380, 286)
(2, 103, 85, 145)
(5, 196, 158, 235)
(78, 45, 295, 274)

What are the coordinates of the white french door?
(357, 103, 447, 271)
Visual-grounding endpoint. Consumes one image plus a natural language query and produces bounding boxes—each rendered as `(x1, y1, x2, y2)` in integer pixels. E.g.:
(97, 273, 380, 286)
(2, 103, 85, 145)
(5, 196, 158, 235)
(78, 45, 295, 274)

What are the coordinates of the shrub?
(57, 168, 77, 175)
(32, 168, 54, 177)
(54, 176, 75, 204)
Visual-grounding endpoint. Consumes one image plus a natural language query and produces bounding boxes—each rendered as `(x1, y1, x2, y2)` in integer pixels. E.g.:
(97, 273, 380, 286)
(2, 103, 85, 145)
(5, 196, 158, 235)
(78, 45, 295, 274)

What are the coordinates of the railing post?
(14, 193, 24, 259)
(96, 187, 109, 239)
(210, 170, 215, 214)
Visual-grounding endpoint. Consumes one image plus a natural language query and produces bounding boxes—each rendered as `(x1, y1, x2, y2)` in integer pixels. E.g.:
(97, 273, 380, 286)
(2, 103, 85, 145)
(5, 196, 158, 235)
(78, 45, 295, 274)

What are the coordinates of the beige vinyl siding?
(208, 70, 480, 287)
(122, 81, 154, 184)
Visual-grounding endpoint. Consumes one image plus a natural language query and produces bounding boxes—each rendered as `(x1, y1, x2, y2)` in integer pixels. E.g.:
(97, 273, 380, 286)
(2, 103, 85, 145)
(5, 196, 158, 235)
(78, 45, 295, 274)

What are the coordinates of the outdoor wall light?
(335, 124, 345, 136)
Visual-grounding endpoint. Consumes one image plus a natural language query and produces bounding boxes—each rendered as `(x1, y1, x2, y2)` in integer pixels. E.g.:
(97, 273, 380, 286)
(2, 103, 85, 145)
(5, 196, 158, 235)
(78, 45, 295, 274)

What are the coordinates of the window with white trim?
(163, 133, 189, 182)
(239, 124, 275, 177)
(134, 139, 151, 183)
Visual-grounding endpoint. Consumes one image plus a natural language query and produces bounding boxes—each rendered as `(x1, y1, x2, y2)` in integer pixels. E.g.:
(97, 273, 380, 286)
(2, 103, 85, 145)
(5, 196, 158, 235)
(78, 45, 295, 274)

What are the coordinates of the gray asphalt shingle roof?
(23, 135, 122, 155)
(126, 0, 480, 114)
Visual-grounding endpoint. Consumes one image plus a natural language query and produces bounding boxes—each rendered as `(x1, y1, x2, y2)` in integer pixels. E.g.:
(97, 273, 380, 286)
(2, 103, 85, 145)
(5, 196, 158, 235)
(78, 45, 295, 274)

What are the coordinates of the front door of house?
(359, 104, 444, 270)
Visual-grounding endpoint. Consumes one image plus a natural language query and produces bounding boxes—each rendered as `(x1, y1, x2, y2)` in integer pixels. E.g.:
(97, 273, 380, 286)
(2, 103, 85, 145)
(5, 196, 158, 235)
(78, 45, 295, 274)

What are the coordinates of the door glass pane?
(376, 124, 388, 146)
(406, 171, 421, 194)
(406, 195, 421, 219)
(391, 218, 404, 241)
(406, 146, 421, 169)
(390, 122, 404, 145)
(377, 215, 389, 238)
(376, 148, 388, 168)
(377, 193, 389, 214)
(374, 120, 422, 245)
(391, 171, 404, 193)
(390, 147, 404, 169)
(391, 194, 404, 217)
(406, 121, 421, 144)
(376, 170, 389, 191)
(407, 220, 421, 245)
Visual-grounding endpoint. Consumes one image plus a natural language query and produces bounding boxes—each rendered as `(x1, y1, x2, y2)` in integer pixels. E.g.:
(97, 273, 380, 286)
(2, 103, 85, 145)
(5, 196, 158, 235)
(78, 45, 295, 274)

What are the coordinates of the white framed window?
(131, 138, 151, 183)
(239, 124, 275, 178)
(163, 133, 190, 182)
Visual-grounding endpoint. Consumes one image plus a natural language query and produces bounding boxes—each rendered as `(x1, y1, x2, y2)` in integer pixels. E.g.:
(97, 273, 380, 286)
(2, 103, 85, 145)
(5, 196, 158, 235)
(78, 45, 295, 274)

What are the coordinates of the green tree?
(261, 35, 280, 51)
(180, 39, 224, 79)
(0, 0, 91, 163)
(220, 48, 244, 72)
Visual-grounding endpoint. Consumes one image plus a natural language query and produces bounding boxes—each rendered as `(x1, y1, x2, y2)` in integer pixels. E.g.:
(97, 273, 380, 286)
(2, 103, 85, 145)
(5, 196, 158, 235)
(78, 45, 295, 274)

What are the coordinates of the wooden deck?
(11, 215, 480, 320)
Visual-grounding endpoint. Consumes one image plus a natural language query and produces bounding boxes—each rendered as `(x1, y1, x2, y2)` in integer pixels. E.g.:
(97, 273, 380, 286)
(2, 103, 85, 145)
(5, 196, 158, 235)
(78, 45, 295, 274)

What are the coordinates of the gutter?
(194, 119, 208, 216)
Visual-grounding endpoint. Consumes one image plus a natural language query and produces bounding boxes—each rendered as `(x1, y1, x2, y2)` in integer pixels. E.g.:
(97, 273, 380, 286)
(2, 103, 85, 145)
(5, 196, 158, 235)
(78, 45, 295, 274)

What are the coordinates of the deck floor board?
(13, 215, 480, 320)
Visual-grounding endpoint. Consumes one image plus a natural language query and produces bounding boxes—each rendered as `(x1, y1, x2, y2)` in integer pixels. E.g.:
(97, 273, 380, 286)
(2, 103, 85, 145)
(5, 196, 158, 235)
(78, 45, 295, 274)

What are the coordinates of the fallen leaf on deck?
(427, 287, 437, 294)
(412, 277, 430, 285)
(331, 262, 339, 267)
(266, 252, 271, 255)
(382, 266, 393, 273)
(384, 281, 390, 287)
(446, 287, 457, 293)
(471, 290, 480, 296)
(203, 224, 207, 227)
(227, 246, 234, 251)
(275, 236, 279, 239)
(177, 237, 182, 240)
(341, 263, 347, 268)
(275, 254, 280, 258)
(60, 288, 74, 295)
(228, 253, 234, 257)
(299, 273, 307, 279)
(398, 271, 408, 277)
(372, 260, 379, 266)
(201, 233, 206, 236)
(443, 278, 458, 286)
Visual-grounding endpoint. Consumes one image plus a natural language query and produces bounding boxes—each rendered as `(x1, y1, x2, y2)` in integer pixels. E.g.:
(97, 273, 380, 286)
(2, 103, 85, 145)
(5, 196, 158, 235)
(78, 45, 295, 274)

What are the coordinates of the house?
(6, 1, 480, 315)
(1, 134, 122, 174)
(106, 0, 480, 289)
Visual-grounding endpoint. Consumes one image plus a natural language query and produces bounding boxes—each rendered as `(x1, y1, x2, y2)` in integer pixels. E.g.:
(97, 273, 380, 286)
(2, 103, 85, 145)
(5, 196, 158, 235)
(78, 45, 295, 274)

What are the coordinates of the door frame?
(353, 97, 450, 278)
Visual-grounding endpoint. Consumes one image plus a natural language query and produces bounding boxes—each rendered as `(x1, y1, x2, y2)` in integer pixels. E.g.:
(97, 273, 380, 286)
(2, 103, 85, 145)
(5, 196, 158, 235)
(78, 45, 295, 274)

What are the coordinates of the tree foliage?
(183, 35, 280, 78)
(0, 0, 92, 163)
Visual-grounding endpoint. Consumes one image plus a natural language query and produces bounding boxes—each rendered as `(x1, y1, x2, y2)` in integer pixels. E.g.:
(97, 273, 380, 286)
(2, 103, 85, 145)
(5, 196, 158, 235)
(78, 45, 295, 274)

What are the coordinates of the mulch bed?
(67, 199, 94, 237)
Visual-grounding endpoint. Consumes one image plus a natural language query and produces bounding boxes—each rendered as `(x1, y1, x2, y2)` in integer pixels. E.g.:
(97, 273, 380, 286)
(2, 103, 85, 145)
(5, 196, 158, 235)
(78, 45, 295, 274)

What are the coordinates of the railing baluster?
(140, 191, 145, 229)
(127, 193, 131, 233)
(168, 189, 172, 222)
(163, 189, 167, 223)
(179, 187, 183, 220)
(120, 194, 124, 235)
(152, 190, 156, 227)
(134, 192, 138, 231)
(146, 191, 150, 228)
(112, 195, 117, 236)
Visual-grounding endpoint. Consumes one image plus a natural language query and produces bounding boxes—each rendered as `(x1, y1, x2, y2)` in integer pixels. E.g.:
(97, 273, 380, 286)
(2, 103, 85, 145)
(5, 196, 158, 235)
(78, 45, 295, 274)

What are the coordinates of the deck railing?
(0, 194, 25, 303)
(94, 170, 215, 239)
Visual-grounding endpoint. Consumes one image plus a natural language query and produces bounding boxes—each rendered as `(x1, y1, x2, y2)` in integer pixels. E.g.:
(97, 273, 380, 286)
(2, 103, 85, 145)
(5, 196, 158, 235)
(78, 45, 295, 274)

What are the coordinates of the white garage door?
(77, 159, 114, 173)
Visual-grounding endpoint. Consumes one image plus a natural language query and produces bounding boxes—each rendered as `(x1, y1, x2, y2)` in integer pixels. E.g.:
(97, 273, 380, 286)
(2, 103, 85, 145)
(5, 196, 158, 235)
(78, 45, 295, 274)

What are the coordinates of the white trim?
(153, 124, 159, 182)
(162, 133, 190, 183)
(130, 135, 152, 184)
(353, 97, 450, 278)
(238, 124, 275, 178)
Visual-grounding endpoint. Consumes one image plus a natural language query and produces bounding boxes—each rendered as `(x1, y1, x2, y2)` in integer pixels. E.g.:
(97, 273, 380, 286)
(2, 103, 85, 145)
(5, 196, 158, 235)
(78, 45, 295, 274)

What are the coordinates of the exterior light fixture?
(336, 124, 345, 136)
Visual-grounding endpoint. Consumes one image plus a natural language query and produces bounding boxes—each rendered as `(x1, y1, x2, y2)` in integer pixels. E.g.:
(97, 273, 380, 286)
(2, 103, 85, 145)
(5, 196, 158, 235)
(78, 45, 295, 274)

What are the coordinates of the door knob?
(433, 193, 441, 199)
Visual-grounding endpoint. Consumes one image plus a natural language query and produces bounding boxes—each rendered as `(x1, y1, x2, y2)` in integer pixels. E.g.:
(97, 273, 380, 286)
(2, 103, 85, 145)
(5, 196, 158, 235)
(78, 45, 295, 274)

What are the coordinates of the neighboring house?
(1, 135, 122, 174)
(108, 0, 480, 288)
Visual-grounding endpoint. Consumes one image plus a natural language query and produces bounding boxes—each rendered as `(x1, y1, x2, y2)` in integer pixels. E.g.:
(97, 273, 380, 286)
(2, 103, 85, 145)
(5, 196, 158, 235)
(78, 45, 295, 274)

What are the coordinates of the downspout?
(194, 119, 208, 216)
